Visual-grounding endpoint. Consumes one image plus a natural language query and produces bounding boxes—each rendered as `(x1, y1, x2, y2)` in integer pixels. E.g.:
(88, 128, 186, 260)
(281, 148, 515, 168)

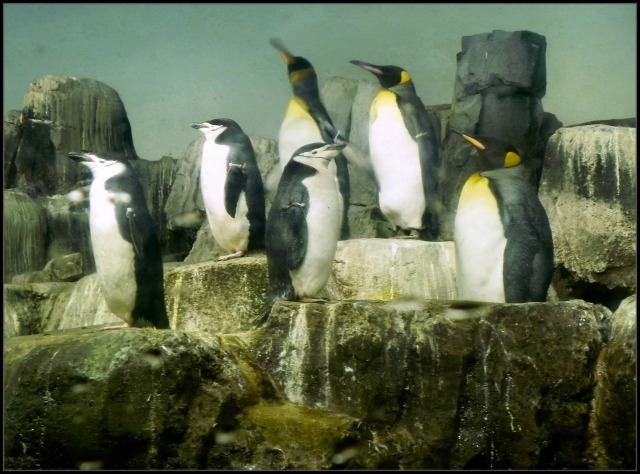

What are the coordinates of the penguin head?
(350, 60, 412, 89)
(191, 118, 241, 141)
(450, 129, 522, 169)
(270, 38, 318, 89)
(291, 142, 347, 170)
(68, 151, 129, 178)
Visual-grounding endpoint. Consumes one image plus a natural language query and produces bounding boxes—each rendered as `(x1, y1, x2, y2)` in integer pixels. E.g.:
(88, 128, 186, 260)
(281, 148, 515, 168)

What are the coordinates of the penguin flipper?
(125, 207, 145, 260)
(282, 203, 308, 270)
(224, 163, 248, 218)
(501, 194, 553, 303)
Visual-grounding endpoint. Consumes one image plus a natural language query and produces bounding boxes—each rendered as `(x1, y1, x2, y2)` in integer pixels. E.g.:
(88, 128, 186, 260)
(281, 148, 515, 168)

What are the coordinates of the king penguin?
(192, 118, 266, 261)
(68, 151, 170, 329)
(257, 141, 346, 326)
(450, 130, 554, 303)
(271, 38, 351, 240)
(350, 59, 441, 240)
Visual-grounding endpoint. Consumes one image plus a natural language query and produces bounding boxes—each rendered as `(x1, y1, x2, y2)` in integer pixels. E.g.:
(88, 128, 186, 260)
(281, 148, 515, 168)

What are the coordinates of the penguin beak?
(191, 123, 205, 130)
(68, 152, 92, 163)
(350, 59, 383, 76)
(270, 37, 295, 64)
(449, 129, 485, 150)
(325, 142, 347, 152)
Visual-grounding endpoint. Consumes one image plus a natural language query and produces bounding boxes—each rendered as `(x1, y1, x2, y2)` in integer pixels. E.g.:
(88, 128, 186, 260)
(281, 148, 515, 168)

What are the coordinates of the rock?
(248, 298, 611, 469)
(43, 194, 94, 270)
(3, 110, 23, 188)
(44, 273, 122, 331)
(539, 125, 636, 307)
(164, 257, 268, 335)
(43, 252, 84, 282)
(8, 76, 138, 195)
(3, 189, 48, 282)
(326, 239, 457, 300)
(3, 328, 268, 469)
(455, 30, 547, 98)
(3, 283, 73, 338)
(588, 295, 636, 469)
(320, 76, 358, 138)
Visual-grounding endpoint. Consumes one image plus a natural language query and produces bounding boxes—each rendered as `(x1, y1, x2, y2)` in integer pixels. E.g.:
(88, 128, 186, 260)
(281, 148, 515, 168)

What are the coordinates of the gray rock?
(539, 125, 636, 299)
(320, 76, 358, 138)
(164, 257, 268, 335)
(3, 110, 23, 188)
(3, 328, 271, 469)
(455, 30, 547, 99)
(325, 239, 457, 301)
(588, 295, 637, 469)
(3, 282, 73, 337)
(3, 189, 48, 282)
(10, 76, 138, 195)
(249, 298, 611, 469)
(43, 252, 84, 282)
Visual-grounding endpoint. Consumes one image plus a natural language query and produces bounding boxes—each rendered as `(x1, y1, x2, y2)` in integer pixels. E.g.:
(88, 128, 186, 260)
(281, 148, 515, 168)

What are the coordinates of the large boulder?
(248, 298, 611, 469)
(3, 189, 49, 282)
(5, 76, 138, 196)
(3, 328, 279, 469)
(539, 125, 636, 308)
(588, 295, 637, 469)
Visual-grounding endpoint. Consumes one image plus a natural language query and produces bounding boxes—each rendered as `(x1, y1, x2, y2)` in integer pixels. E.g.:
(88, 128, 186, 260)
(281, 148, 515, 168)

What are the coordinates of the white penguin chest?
(454, 174, 506, 302)
(200, 141, 250, 253)
(89, 178, 137, 322)
(278, 97, 323, 168)
(290, 169, 342, 298)
(369, 90, 425, 229)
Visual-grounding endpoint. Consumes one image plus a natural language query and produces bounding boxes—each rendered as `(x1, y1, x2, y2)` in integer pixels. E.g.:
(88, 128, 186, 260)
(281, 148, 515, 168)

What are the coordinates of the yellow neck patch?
(458, 173, 495, 208)
(400, 70, 411, 84)
(370, 90, 397, 122)
(288, 96, 310, 116)
(504, 151, 521, 167)
(289, 68, 314, 84)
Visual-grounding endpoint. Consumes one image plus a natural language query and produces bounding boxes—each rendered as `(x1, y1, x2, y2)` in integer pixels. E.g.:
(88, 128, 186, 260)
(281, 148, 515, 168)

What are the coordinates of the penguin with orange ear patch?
(271, 38, 351, 240)
(450, 130, 553, 303)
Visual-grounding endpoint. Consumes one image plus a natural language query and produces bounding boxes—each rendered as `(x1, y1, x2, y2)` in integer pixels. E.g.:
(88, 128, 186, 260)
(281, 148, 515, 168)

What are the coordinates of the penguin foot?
(395, 229, 420, 239)
(217, 251, 245, 261)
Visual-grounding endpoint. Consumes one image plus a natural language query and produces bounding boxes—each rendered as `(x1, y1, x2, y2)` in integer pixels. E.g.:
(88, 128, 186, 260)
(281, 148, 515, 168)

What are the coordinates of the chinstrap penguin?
(68, 151, 170, 329)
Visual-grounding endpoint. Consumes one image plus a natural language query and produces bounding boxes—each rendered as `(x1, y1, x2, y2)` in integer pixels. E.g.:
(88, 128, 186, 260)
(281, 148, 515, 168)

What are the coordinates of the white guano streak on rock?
(280, 306, 310, 405)
(390, 243, 398, 298)
(323, 305, 336, 408)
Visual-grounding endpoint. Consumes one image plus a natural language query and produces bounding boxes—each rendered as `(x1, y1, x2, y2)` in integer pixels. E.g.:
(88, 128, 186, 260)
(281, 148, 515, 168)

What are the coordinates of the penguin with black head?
(192, 118, 266, 261)
(68, 151, 170, 329)
(257, 141, 346, 326)
(450, 130, 554, 303)
(271, 38, 351, 240)
(350, 59, 441, 240)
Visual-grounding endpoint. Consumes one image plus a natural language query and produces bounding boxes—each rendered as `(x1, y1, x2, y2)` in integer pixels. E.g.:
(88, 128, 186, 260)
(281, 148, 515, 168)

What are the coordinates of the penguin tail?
(254, 298, 276, 328)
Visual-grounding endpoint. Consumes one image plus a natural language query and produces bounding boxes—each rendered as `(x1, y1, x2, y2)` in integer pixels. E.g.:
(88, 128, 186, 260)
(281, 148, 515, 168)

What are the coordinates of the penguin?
(450, 129, 554, 303)
(67, 151, 170, 329)
(350, 59, 441, 240)
(271, 38, 351, 240)
(257, 141, 346, 326)
(192, 118, 266, 261)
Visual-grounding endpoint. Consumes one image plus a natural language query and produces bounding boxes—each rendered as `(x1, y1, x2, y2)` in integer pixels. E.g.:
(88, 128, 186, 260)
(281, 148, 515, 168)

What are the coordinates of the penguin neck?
(389, 80, 417, 97)
(292, 76, 320, 100)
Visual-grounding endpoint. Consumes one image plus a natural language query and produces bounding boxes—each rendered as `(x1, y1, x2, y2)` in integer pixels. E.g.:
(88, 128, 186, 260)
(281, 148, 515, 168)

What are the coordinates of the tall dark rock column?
(440, 30, 562, 240)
